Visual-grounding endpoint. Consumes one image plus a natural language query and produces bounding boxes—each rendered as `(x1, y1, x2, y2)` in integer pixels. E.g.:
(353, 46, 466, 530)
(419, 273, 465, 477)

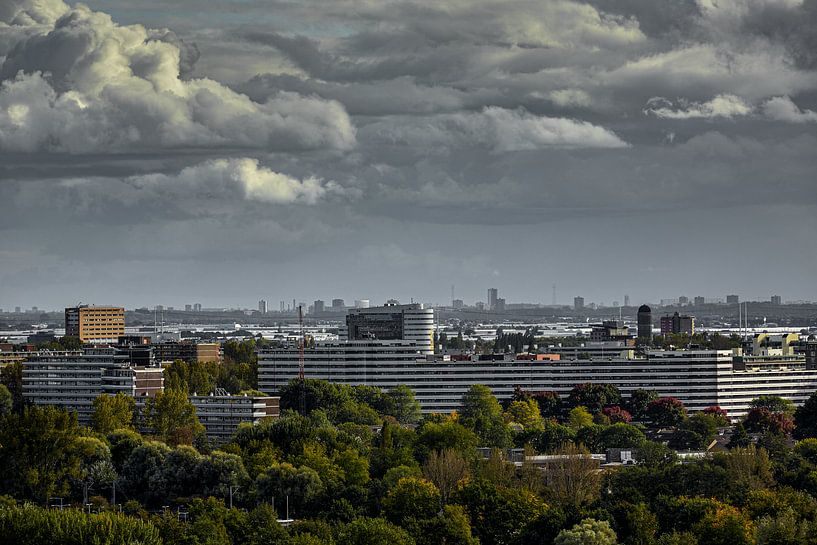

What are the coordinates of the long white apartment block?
(257, 341, 817, 418)
(22, 348, 163, 424)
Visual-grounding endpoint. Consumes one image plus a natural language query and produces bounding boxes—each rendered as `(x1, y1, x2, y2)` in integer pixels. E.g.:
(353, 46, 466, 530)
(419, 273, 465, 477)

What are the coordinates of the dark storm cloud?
(1, 0, 817, 307)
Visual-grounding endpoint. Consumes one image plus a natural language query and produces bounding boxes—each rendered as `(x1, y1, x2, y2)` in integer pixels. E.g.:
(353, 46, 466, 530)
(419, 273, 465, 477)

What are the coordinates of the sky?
(1, 0, 816, 310)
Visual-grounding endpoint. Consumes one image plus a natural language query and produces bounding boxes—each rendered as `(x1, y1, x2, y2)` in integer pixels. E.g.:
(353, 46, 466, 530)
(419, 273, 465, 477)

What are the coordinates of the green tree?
(255, 462, 324, 515)
(555, 518, 618, 545)
(568, 383, 622, 413)
(91, 393, 135, 434)
(460, 385, 513, 448)
(532, 420, 576, 453)
(568, 406, 594, 430)
(750, 396, 795, 416)
(636, 441, 679, 467)
(336, 517, 415, 545)
(0, 406, 82, 503)
(727, 422, 751, 449)
(388, 385, 422, 425)
(627, 389, 659, 420)
(453, 479, 548, 545)
(142, 389, 204, 446)
(382, 477, 441, 525)
(504, 399, 544, 431)
(415, 419, 479, 461)
(646, 397, 688, 428)
(0, 384, 12, 416)
(0, 361, 23, 412)
(406, 504, 480, 545)
(794, 391, 817, 440)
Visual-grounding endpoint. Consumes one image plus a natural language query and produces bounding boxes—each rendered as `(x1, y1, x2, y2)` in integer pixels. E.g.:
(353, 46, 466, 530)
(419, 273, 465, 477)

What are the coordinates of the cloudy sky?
(1, 0, 816, 310)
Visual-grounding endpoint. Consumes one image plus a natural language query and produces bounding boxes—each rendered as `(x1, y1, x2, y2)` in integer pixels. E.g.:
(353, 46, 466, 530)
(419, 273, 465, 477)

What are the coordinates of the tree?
(406, 504, 480, 545)
(541, 443, 602, 509)
(623, 502, 659, 545)
(91, 393, 135, 434)
(415, 420, 478, 462)
(602, 405, 632, 424)
(670, 413, 719, 450)
(596, 423, 646, 450)
(382, 477, 441, 525)
(423, 449, 470, 506)
(336, 517, 416, 545)
(0, 361, 23, 412)
(0, 406, 82, 503)
(646, 397, 687, 428)
(142, 389, 204, 445)
(530, 390, 561, 418)
(727, 422, 751, 449)
(533, 420, 576, 453)
(635, 441, 679, 467)
(568, 406, 594, 430)
(255, 462, 324, 515)
(568, 383, 621, 413)
(554, 518, 618, 545)
(744, 407, 794, 435)
(794, 391, 817, 440)
(453, 479, 547, 545)
(627, 389, 659, 420)
(0, 384, 12, 416)
(504, 399, 544, 431)
(691, 505, 754, 545)
(459, 385, 513, 448)
(702, 406, 730, 426)
(388, 385, 422, 425)
(750, 396, 795, 416)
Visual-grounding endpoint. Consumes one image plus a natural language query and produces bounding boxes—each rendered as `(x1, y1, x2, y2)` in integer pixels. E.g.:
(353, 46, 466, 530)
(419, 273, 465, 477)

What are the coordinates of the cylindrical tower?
(637, 304, 652, 341)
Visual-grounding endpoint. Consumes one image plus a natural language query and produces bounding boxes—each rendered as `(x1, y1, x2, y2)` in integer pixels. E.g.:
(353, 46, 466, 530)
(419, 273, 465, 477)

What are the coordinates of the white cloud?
(0, 1, 355, 153)
(364, 106, 628, 151)
(644, 94, 752, 119)
(128, 158, 348, 205)
(762, 95, 817, 123)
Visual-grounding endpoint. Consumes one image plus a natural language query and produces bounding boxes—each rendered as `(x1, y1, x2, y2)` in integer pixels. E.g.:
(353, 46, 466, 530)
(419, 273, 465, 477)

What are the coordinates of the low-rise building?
(190, 390, 280, 444)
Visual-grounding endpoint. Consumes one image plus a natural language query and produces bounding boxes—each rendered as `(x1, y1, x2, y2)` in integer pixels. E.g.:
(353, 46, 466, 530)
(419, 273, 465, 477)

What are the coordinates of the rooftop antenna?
(298, 305, 305, 414)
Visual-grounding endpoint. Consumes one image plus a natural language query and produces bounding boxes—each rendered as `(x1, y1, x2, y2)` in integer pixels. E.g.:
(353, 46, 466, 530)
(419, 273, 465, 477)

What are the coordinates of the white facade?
(257, 343, 817, 418)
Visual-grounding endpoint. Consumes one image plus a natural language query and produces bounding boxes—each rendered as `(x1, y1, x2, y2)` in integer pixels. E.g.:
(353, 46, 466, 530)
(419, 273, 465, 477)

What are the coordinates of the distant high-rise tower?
(679, 296, 689, 305)
(624, 294, 630, 307)
(693, 296, 705, 306)
(313, 300, 325, 315)
(574, 296, 585, 310)
(193, 303, 202, 312)
(332, 299, 345, 310)
(258, 300, 267, 314)
(726, 295, 739, 305)
(637, 305, 652, 341)
(771, 295, 782, 305)
(488, 288, 498, 310)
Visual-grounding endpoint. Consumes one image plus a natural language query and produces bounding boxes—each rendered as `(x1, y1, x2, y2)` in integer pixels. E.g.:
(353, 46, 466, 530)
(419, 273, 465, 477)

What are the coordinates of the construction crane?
(298, 305, 306, 414)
